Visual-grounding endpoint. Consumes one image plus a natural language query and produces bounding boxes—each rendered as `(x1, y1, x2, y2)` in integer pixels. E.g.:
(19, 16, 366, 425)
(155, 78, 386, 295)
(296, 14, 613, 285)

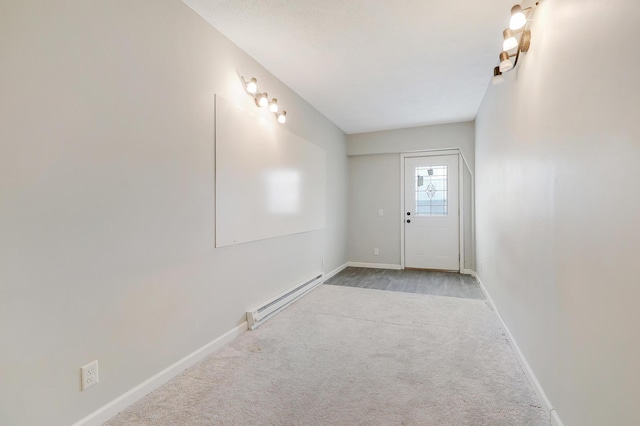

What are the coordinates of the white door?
(404, 155, 459, 270)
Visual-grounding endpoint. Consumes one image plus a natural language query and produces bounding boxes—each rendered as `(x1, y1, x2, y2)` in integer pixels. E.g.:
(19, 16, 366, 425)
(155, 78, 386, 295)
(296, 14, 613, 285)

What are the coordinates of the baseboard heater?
(246, 273, 323, 330)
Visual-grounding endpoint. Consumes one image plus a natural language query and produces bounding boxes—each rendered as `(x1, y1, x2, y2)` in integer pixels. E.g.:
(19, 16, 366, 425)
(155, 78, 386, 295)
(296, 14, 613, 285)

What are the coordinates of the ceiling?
(181, 0, 515, 134)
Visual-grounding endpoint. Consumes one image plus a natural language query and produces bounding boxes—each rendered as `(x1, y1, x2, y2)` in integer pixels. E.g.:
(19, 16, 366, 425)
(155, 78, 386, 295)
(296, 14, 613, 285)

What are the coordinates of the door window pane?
(415, 165, 447, 216)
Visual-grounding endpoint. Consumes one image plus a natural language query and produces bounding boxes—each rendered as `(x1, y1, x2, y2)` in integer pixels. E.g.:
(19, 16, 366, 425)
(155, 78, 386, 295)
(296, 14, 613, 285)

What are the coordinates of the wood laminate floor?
(324, 267, 485, 300)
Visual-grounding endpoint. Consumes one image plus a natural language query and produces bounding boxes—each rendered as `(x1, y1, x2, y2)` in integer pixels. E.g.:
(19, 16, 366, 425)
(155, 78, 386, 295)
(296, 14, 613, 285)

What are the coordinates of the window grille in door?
(414, 165, 448, 216)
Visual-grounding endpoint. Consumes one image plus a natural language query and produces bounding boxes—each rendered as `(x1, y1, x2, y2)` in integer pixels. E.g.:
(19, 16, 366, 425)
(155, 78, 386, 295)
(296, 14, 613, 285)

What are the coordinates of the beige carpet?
(106, 285, 549, 425)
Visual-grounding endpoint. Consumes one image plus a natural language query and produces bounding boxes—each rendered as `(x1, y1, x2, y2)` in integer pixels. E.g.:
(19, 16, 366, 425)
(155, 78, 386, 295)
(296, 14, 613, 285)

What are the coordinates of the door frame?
(400, 149, 472, 272)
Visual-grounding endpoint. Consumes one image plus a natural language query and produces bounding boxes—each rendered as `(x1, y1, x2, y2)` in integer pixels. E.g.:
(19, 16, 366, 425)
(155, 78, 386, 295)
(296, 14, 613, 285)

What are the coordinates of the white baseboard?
(476, 275, 562, 426)
(75, 263, 349, 425)
(323, 263, 348, 281)
(462, 268, 476, 277)
(346, 262, 403, 270)
(72, 322, 247, 426)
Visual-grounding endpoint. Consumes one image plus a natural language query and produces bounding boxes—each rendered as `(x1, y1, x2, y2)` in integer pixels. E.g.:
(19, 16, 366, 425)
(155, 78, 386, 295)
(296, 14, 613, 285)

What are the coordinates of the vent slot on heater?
(246, 274, 323, 330)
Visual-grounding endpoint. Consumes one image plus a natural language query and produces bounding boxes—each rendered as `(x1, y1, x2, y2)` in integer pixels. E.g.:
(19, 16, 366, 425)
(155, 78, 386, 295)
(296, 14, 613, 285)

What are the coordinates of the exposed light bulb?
(499, 51, 513, 73)
(269, 98, 278, 113)
(258, 93, 269, 107)
(502, 29, 518, 51)
(246, 77, 257, 94)
(277, 111, 286, 124)
(509, 5, 526, 30)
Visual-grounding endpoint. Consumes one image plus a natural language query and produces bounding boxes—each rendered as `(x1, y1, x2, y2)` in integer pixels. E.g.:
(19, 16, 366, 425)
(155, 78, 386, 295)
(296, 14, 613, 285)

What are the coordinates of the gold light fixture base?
(490, 3, 541, 80)
(520, 30, 532, 52)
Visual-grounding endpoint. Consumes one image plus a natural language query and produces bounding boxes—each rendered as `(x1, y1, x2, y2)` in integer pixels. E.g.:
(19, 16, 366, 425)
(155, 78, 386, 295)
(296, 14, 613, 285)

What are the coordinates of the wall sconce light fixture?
(492, 67, 504, 86)
(509, 5, 527, 30)
(502, 29, 518, 51)
(242, 77, 288, 124)
(245, 78, 257, 94)
(499, 51, 514, 73)
(492, 2, 540, 85)
(256, 92, 269, 108)
(269, 98, 278, 113)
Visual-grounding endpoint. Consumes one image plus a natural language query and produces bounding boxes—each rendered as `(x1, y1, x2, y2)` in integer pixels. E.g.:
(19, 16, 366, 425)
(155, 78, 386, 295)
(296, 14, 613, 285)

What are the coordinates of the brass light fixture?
(492, 2, 540, 85)
(509, 5, 527, 30)
(269, 98, 278, 113)
(242, 77, 288, 124)
(499, 51, 514, 73)
(502, 29, 518, 51)
(245, 77, 257, 94)
(492, 67, 504, 86)
(256, 92, 269, 108)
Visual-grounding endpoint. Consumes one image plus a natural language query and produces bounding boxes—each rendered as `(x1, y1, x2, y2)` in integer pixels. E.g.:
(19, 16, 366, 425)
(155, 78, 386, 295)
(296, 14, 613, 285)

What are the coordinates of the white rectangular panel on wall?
(215, 95, 326, 247)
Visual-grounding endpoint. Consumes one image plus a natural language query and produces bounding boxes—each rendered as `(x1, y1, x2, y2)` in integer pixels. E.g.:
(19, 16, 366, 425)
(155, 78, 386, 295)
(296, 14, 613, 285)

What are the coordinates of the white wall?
(0, 1, 348, 425)
(347, 122, 475, 168)
(348, 154, 401, 265)
(475, 1, 640, 425)
(346, 122, 475, 269)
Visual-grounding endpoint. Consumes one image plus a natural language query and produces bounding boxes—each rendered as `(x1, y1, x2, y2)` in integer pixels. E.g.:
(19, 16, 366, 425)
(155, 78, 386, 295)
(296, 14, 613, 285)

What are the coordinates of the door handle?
(406, 219, 411, 223)
(406, 212, 411, 215)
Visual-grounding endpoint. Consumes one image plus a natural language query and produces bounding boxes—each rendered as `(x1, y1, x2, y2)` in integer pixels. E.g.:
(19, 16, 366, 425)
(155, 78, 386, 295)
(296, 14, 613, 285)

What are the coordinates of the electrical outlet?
(81, 360, 99, 391)
(322, 257, 325, 267)
(378, 209, 384, 216)
(374, 248, 379, 256)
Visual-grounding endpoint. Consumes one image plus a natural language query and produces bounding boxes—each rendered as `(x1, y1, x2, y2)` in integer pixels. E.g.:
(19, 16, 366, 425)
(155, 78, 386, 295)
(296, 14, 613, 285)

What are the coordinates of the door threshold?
(405, 267, 460, 273)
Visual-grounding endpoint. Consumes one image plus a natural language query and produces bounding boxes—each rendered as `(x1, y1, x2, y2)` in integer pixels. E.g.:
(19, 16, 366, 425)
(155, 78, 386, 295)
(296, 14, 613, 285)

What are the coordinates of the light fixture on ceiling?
(241, 76, 288, 124)
(491, 2, 540, 85)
